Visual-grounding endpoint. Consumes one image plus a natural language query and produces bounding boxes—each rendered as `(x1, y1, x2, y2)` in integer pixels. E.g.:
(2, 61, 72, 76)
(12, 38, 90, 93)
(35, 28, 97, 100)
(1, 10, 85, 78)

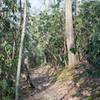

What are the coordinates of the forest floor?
(22, 61, 100, 100)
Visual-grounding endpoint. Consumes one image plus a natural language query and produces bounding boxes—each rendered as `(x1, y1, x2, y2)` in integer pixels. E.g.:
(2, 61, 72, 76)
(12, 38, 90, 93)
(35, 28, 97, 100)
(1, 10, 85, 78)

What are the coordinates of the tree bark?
(64, 36, 67, 65)
(15, 0, 27, 100)
(65, 0, 78, 66)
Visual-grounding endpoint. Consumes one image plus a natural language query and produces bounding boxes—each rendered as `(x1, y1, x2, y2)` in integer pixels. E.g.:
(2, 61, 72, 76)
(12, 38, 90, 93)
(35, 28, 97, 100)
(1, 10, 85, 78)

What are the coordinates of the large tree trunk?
(15, 0, 27, 100)
(65, 0, 78, 66)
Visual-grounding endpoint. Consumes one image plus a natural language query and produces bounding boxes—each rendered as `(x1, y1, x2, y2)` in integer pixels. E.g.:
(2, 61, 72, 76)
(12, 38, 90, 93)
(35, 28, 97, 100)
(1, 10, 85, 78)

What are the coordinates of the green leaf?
(70, 47, 77, 54)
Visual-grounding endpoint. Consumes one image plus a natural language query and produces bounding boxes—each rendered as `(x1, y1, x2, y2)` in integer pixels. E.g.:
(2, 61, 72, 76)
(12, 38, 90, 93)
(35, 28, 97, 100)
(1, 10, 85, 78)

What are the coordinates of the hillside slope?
(22, 61, 100, 100)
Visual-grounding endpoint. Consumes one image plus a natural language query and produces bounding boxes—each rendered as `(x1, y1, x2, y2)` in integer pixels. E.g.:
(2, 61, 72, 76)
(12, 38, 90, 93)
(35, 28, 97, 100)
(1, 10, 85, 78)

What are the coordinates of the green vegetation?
(75, 1, 100, 68)
(0, 0, 100, 99)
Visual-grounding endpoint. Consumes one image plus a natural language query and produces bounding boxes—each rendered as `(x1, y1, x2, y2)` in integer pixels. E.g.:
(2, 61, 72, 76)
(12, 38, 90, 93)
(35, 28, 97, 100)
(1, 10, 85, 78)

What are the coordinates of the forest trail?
(22, 63, 100, 100)
(22, 65, 78, 100)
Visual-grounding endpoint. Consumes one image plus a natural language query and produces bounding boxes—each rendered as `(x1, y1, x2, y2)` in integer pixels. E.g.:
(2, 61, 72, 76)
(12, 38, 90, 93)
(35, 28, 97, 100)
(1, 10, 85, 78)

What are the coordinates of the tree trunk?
(24, 56, 35, 88)
(64, 36, 67, 65)
(12, 35, 16, 59)
(65, 0, 78, 66)
(15, 0, 27, 100)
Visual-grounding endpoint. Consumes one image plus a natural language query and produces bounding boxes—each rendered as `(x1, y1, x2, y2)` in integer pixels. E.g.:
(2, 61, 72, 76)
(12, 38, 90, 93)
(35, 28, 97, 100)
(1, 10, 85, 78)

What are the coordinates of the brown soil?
(22, 62, 100, 100)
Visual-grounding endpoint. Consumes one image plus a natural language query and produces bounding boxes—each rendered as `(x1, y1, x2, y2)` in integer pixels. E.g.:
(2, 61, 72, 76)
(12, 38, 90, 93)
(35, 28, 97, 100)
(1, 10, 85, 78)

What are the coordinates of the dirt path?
(29, 81, 79, 100)
(22, 64, 100, 100)
(23, 80, 78, 100)
(22, 65, 78, 100)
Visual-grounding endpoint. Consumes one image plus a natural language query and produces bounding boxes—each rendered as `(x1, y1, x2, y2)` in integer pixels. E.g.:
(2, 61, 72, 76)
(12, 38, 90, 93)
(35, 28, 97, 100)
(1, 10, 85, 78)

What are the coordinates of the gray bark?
(65, 0, 78, 66)
(15, 0, 27, 100)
